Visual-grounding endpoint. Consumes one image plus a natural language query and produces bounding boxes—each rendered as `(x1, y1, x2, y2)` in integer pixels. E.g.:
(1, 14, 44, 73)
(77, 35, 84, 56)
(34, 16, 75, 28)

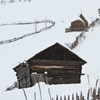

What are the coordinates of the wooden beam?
(29, 60, 85, 66)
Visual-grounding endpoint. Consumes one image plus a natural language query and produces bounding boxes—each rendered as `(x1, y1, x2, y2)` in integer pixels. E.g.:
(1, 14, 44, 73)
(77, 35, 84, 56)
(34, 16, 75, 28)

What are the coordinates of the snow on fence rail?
(0, 19, 55, 45)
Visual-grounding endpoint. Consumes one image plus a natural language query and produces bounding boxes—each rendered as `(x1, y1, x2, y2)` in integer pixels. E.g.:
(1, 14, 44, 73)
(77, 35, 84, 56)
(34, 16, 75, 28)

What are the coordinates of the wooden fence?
(33, 87, 100, 100)
(0, 19, 55, 45)
(50, 87, 100, 100)
(22, 87, 100, 100)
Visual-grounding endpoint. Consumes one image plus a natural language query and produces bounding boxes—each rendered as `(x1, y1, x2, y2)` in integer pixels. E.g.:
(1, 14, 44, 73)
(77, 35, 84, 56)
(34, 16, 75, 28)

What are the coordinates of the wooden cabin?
(65, 14, 88, 32)
(13, 43, 87, 89)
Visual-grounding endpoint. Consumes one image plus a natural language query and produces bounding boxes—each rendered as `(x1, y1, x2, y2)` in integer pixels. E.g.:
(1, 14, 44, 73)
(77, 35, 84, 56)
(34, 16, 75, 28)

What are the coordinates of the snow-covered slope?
(0, 0, 100, 100)
(76, 25, 100, 75)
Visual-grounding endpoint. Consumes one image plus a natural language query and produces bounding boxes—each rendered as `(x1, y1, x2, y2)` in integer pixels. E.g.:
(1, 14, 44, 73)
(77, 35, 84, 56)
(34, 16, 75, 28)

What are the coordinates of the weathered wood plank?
(29, 60, 85, 66)
(30, 70, 81, 75)
(15, 65, 32, 88)
(47, 77, 80, 84)
(47, 75, 80, 79)
(16, 67, 29, 74)
(14, 63, 27, 71)
(30, 68, 81, 76)
(18, 78, 31, 89)
(18, 74, 30, 81)
(31, 65, 80, 70)
(17, 70, 30, 78)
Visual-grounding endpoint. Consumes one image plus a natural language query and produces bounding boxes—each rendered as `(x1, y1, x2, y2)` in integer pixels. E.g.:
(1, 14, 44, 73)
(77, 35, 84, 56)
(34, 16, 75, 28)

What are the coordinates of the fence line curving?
(0, 19, 55, 45)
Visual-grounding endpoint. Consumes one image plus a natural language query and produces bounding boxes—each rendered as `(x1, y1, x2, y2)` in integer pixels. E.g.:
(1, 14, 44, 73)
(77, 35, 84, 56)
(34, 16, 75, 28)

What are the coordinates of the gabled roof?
(28, 42, 86, 63)
(14, 42, 86, 71)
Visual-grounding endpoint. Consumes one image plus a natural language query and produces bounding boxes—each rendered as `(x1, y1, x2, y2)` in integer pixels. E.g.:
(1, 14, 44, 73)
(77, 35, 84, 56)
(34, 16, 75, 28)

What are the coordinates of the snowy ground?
(0, 0, 100, 100)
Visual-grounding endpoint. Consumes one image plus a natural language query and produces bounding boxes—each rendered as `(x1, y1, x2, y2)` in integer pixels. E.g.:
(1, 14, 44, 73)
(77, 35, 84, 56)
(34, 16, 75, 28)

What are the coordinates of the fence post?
(98, 87, 100, 100)
(60, 96, 62, 100)
(56, 95, 58, 100)
(76, 92, 79, 100)
(64, 95, 66, 100)
(48, 88, 52, 100)
(87, 89, 90, 100)
(68, 95, 70, 100)
(34, 92, 36, 100)
(35, 20, 37, 33)
(72, 94, 74, 100)
(37, 76, 42, 100)
(23, 89, 28, 100)
(92, 88, 96, 100)
(80, 91, 84, 100)
(52, 97, 54, 100)
(45, 16, 47, 30)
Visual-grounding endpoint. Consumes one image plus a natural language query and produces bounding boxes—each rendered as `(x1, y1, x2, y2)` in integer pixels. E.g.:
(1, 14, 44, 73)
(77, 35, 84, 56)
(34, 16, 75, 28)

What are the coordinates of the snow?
(0, 0, 100, 99)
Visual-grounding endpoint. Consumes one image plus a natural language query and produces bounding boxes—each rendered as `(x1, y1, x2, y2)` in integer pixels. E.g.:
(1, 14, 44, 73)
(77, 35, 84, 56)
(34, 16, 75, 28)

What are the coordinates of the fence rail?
(0, 19, 55, 45)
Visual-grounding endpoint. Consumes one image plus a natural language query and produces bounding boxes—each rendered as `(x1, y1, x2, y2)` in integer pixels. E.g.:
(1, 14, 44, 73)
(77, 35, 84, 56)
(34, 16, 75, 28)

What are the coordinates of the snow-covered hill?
(0, 0, 100, 100)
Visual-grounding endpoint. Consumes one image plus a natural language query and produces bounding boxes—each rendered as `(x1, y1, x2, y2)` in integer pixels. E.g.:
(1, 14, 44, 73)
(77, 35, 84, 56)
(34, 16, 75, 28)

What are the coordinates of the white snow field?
(0, 0, 100, 99)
